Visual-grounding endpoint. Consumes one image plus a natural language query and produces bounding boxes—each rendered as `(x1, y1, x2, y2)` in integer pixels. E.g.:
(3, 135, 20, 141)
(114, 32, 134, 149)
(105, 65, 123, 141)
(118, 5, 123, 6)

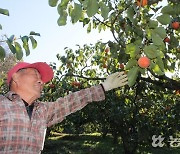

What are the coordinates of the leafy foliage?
(41, 41, 179, 153)
(0, 8, 40, 60)
(49, 0, 180, 87)
(45, 1, 180, 153)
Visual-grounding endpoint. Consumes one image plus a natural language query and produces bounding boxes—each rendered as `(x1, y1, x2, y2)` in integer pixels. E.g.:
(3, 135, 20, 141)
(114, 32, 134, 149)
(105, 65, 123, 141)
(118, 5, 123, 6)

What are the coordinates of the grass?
(42, 132, 180, 154)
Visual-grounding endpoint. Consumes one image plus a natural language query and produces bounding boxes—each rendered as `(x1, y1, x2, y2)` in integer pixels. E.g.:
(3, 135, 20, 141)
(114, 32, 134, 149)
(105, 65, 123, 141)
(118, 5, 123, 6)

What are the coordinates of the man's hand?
(102, 72, 128, 91)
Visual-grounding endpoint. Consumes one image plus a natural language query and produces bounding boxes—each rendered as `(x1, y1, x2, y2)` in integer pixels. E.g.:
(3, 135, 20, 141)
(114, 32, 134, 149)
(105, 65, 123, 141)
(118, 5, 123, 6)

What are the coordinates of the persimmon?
(171, 21, 179, 30)
(164, 37, 170, 43)
(138, 56, 150, 68)
(71, 81, 81, 87)
(175, 90, 180, 95)
(137, 0, 148, 7)
(119, 63, 124, 69)
(104, 47, 110, 53)
(103, 63, 107, 68)
(49, 84, 55, 88)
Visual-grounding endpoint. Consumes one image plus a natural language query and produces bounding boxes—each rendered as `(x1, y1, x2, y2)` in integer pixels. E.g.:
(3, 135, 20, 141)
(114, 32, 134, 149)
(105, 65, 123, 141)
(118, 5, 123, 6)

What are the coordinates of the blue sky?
(0, 0, 113, 64)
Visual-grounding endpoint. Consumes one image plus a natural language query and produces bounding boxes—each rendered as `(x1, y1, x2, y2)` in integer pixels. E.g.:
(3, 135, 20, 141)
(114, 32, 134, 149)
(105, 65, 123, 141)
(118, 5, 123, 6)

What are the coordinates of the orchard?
(1, 0, 180, 153)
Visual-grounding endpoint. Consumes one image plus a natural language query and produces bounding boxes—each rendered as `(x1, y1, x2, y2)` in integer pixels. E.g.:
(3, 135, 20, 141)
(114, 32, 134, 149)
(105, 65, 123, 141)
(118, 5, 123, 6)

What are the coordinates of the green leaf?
(0, 8, 9, 16)
(148, 20, 158, 29)
(8, 35, 15, 43)
(99, 1, 109, 20)
(70, 3, 82, 23)
(169, 34, 179, 48)
(57, 13, 67, 26)
(78, 0, 88, 8)
(145, 28, 152, 40)
(0, 46, 6, 60)
(48, 0, 59, 7)
(154, 27, 166, 39)
(21, 36, 29, 44)
(173, 4, 180, 14)
(87, 22, 91, 33)
(14, 42, 23, 60)
(156, 50, 164, 58)
(126, 7, 135, 23)
(127, 66, 139, 87)
(157, 14, 171, 25)
(156, 56, 164, 71)
(29, 36, 37, 49)
(152, 33, 164, 46)
(21, 36, 30, 56)
(152, 64, 164, 75)
(60, 0, 70, 7)
(29, 31, 40, 36)
(134, 27, 143, 37)
(82, 18, 90, 27)
(125, 43, 140, 58)
(23, 43, 30, 56)
(161, 5, 174, 15)
(6, 40, 16, 54)
(125, 59, 137, 70)
(57, 4, 68, 26)
(134, 38, 143, 45)
(144, 44, 158, 58)
(86, 0, 99, 17)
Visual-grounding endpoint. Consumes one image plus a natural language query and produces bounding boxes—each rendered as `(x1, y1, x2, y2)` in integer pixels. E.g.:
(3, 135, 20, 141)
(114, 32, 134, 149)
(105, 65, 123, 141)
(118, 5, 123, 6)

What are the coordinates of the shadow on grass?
(42, 133, 180, 154)
(42, 133, 123, 154)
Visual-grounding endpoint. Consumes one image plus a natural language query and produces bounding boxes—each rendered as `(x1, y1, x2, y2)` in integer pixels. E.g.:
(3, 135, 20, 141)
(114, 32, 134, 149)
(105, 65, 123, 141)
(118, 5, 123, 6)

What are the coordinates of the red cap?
(7, 62, 54, 85)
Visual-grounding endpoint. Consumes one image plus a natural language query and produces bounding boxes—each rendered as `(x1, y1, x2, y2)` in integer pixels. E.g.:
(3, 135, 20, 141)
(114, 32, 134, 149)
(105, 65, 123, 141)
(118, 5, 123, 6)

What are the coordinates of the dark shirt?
(23, 100, 34, 120)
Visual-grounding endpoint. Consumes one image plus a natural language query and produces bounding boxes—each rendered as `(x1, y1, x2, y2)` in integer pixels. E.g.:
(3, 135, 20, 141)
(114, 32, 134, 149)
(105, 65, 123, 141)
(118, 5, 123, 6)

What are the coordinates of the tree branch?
(140, 76, 180, 90)
(62, 73, 106, 81)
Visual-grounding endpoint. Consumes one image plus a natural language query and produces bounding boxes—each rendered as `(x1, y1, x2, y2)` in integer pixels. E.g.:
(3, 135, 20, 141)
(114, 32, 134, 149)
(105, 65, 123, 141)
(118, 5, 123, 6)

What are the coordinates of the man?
(0, 62, 128, 154)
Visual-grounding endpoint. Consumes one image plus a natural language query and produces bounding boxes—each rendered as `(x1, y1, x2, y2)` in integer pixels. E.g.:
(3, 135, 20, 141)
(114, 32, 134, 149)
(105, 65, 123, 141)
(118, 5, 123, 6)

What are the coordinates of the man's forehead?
(26, 68, 38, 72)
(18, 68, 39, 74)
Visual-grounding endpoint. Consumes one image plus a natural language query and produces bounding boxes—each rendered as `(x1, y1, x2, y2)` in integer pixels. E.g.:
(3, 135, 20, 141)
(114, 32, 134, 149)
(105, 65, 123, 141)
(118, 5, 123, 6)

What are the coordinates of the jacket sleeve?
(46, 85, 105, 127)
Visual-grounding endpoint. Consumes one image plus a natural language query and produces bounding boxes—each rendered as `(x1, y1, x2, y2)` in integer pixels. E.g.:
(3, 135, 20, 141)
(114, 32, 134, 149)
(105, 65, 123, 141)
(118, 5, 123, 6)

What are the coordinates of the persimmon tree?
(43, 42, 179, 153)
(48, 0, 180, 89)
(46, 0, 180, 153)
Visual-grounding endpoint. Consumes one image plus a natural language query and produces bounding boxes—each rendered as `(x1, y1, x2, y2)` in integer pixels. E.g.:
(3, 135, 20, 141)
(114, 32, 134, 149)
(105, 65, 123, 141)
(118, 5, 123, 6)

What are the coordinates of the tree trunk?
(122, 136, 138, 154)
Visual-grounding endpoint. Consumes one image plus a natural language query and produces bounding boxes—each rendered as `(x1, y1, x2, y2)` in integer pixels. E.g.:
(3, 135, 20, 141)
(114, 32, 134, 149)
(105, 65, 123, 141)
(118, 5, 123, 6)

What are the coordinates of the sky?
(0, 0, 113, 64)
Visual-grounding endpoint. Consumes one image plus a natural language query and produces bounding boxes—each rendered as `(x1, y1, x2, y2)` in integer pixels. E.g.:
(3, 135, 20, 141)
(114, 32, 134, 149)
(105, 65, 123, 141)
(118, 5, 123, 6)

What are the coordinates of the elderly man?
(0, 62, 128, 154)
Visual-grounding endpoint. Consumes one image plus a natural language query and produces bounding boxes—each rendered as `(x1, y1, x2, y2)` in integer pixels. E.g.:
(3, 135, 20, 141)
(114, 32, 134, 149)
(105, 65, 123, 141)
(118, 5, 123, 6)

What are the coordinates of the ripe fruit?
(103, 63, 107, 68)
(119, 64, 124, 69)
(164, 37, 170, 43)
(165, 106, 171, 111)
(137, 0, 148, 7)
(176, 90, 180, 95)
(121, 22, 126, 29)
(67, 63, 72, 68)
(71, 81, 81, 87)
(138, 56, 150, 68)
(49, 84, 55, 88)
(171, 21, 179, 30)
(104, 47, 110, 53)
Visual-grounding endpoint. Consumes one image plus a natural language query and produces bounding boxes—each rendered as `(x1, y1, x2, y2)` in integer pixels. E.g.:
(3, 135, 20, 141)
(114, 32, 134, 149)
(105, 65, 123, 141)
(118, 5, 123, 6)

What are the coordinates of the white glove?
(102, 72, 128, 91)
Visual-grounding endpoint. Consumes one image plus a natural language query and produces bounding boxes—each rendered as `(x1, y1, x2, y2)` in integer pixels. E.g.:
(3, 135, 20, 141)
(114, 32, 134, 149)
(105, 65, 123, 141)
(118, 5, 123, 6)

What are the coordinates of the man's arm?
(46, 85, 105, 127)
(45, 71, 128, 127)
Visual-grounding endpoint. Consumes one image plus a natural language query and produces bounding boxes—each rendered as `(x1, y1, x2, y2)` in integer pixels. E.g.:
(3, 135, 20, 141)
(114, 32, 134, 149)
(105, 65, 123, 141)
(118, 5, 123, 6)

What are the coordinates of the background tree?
(43, 41, 179, 153)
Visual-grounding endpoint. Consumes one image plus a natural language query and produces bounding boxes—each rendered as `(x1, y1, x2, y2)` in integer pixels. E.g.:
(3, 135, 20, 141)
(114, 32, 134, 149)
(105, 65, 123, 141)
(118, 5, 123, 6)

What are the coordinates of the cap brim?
(25, 62, 53, 83)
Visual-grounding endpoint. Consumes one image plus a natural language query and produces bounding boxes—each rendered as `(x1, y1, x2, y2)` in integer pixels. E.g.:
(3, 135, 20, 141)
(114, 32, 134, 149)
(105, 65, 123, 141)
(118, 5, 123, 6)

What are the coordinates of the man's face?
(15, 68, 44, 99)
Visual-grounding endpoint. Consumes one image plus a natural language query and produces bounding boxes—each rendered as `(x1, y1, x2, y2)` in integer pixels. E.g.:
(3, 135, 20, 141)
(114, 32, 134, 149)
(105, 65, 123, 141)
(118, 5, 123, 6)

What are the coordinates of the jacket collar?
(5, 91, 38, 107)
